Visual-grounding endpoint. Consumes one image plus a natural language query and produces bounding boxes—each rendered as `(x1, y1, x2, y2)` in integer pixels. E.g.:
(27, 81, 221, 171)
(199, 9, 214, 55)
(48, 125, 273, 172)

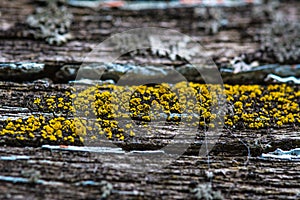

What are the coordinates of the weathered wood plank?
(0, 1, 300, 200)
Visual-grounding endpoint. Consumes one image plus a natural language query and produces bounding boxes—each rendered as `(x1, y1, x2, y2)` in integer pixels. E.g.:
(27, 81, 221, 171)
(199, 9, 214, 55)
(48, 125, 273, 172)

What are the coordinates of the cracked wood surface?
(0, 147, 299, 200)
(0, 0, 262, 66)
(0, 0, 300, 199)
(0, 82, 299, 199)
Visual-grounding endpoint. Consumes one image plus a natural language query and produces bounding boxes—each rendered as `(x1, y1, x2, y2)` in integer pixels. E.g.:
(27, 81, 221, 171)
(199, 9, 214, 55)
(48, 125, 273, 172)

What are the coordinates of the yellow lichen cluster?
(0, 115, 86, 144)
(225, 84, 300, 128)
(0, 82, 299, 145)
(33, 91, 76, 114)
(91, 82, 221, 132)
(0, 116, 42, 141)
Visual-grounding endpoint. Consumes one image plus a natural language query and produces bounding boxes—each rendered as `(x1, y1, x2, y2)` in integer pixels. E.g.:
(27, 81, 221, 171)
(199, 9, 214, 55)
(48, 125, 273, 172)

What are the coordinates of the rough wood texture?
(0, 146, 299, 200)
(0, 0, 263, 65)
(0, 1, 300, 199)
(0, 81, 299, 199)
